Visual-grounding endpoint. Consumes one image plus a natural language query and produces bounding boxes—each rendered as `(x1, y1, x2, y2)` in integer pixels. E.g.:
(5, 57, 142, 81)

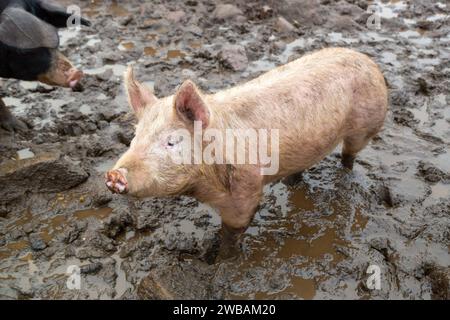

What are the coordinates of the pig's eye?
(167, 135, 183, 147)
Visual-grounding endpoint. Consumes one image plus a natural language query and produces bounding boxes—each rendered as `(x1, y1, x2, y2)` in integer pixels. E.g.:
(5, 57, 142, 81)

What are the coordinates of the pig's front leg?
(217, 222, 247, 260)
(215, 166, 263, 260)
(0, 98, 27, 132)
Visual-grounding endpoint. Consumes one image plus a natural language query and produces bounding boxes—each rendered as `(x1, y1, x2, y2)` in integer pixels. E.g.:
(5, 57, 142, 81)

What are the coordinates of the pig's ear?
(124, 66, 157, 118)
(174, 80, 210, 128)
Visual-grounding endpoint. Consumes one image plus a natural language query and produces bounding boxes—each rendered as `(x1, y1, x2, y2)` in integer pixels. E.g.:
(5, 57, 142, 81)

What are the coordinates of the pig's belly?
(264, 129, 343, 183)
(260, 96, 353, 183)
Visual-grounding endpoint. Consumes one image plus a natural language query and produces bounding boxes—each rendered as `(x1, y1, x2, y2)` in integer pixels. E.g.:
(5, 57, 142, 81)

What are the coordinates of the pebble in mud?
(96, 69, 113, 82)
(275, 16, 295, 33)
(218, 45, 248, 72)
(212, 4, 243, 21)
(9, 229, 24, 241)
(166, 10, 186, 23)
(60, 221, 87, 244)
(29, 233, 47, 251)
(417, 161, 449, 183)
(162, 227, 197, 253)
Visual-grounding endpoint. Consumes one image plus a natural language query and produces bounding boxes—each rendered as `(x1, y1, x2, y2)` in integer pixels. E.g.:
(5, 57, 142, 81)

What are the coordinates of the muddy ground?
(0, 0, 449, 300)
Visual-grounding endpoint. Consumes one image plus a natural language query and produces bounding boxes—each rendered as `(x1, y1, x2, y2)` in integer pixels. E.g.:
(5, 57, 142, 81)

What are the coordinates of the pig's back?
(212, 47, 387, 178)
(215, 47, 386, 119)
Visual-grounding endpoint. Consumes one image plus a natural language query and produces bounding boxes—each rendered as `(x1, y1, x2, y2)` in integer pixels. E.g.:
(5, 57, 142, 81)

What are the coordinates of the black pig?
(0, 0, 90, 131)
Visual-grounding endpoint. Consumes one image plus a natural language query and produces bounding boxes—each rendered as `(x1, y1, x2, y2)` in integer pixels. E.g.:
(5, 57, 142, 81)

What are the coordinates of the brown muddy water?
(0, 0, 449, 299)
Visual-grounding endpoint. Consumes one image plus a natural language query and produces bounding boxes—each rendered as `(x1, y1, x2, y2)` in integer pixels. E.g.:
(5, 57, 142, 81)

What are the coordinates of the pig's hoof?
(0, 113, 28, 132)
(216, 241, 241, 262)
(105, 169, 129, 194)
(341, 154, 355, 170)
(283, 171, 304, 186)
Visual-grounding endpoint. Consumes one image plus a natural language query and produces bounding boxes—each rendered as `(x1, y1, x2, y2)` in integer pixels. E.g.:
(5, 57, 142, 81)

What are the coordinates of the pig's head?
(37, 50, 83, 89)
(105, 66, 210, 198)
(0, 6, 87, 89)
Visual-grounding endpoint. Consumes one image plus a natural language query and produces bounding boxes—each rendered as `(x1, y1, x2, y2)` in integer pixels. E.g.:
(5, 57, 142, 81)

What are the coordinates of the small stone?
(0, 205, 9, 218)
(22, 222, 35, 234)
(96, 69, 113, 82)
(100, 110, 119, 122)
(97, 120, 108, 130)
(135, 212, 160, 230)
(117, 130, 134, 146)
(119, 16, 133, 26)
(219, 45, 248, 72)
(276, 16, 295, 33)
(29, 233, 47, 251)
(101, 52, 122, 63)
(271, 40, 287, 53)
(417, 161, 447, 183)
(212, 4, 243, 21)
(166, 10, 185, 23)
(235, 15, 247, 24)
(10, 229, 24, 241)
(186, 25, 203, 36)
(93, 194, 113, 207)
(181, 69, 196, 80)
(61, 225, 82, 244)
(259, 5, 273, 19)
(369, 237, 389, 253)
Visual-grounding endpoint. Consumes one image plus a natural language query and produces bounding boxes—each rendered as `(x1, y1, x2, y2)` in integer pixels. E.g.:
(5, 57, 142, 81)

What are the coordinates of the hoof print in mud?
(137, 258, 213, 300)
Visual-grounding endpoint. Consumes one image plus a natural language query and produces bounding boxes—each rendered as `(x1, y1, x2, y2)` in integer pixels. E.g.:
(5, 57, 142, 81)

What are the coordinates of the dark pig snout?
(37, 50, 84, 89)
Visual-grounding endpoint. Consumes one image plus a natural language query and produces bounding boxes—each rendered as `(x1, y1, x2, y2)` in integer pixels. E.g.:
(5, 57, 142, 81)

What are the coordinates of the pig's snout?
(105, 168, 129, 194)
(66, 68, 83, 89)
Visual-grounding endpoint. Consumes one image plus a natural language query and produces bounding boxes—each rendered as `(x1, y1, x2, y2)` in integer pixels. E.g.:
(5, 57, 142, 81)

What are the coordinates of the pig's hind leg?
(341, 133, 375, 170)
(283, 171, 304, 186)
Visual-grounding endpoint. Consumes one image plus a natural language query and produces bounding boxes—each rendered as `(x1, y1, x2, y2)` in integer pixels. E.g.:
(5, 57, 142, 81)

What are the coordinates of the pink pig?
(106, 47, 388, 246)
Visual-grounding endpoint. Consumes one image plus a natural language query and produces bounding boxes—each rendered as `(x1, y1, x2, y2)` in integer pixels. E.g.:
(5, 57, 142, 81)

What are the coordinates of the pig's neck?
(206, 87, 273, 130)
(185, 91, 263, 202)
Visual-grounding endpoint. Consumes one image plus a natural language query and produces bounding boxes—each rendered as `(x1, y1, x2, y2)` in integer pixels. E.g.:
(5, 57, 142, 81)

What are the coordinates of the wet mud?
(0, 0, 449, 299)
